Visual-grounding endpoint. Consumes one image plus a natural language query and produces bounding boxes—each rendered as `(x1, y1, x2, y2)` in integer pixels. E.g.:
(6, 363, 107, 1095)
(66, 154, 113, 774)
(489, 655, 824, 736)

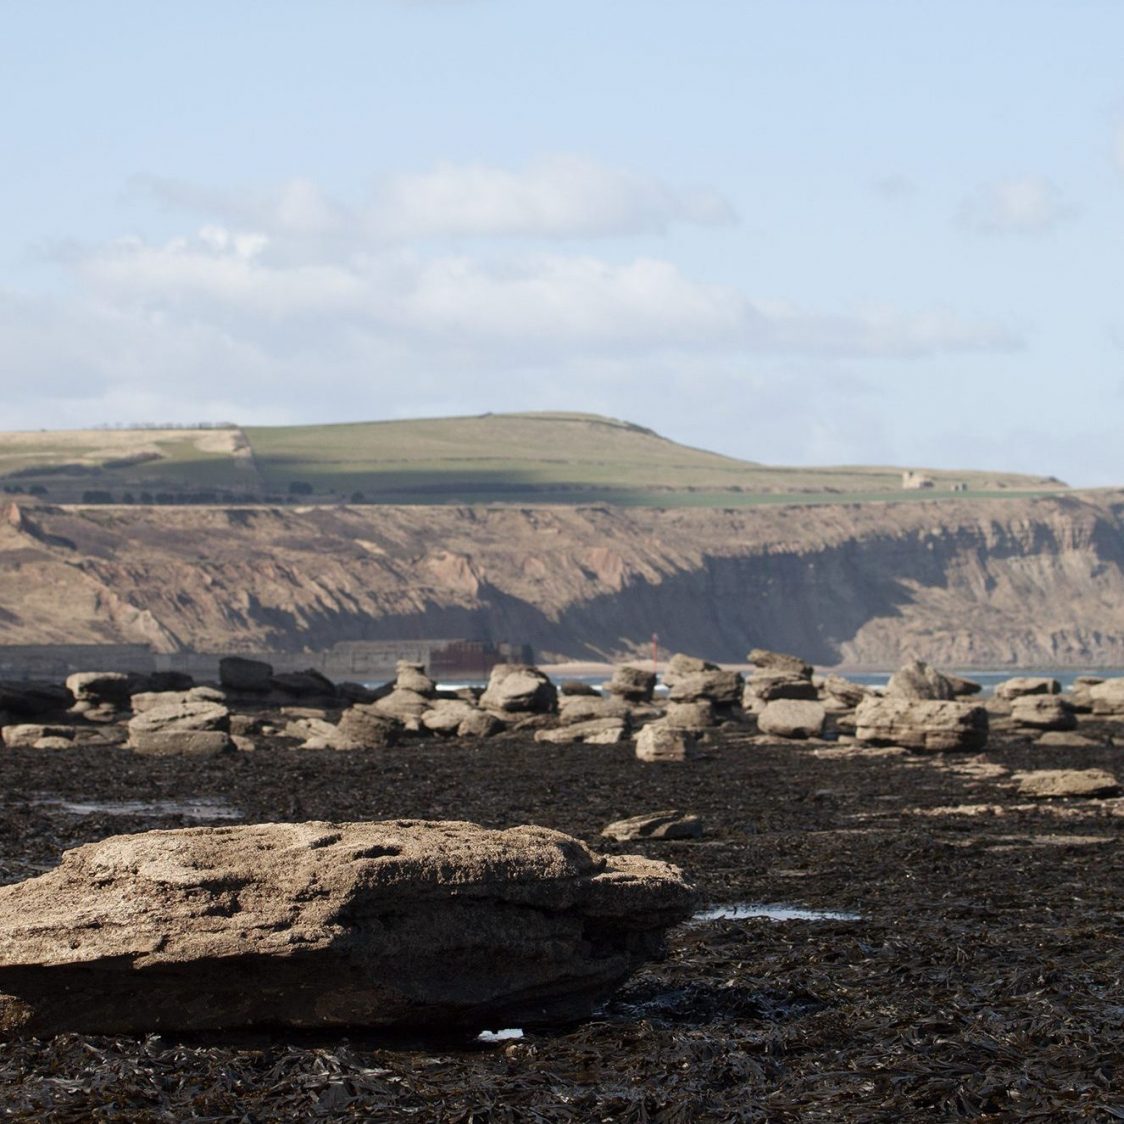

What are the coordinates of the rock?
(229, 713, 266, 737)
(886, 659, 955, 701)
(558, 695, 631, 725)
(743, 672, 818, 706)
(337, 705, 400, 748)
(131, 686, 226, 713)
(372, 688, 432, 726)
(663, 700, 716, 730)
(635, 724, 697, 763)
(457, 710, 503, 738)
(0, 681, 73, 718)
(601, 811, 703, 842)
(219, 656, 273, 694)
(1090, 678, 1124, 717)
(945, 674, 982, 697)
(1010, 695, 1077, 731)
(421, 699, 480, 735)
(271, 669, 338, 700)
(855, 697, 988, 753)
(822, 676, 871, 709)
(757, 699, 826, 740)
(747, 648, 813, 678)
(0, 819, 696, 1036)
(1014, 769, 1121, 799)
(65, 672, 132, 707)
(337, 681, 380, 705)
(1036, 730, 1099, 748)
(394, 661, 437, 698)
(129, 730, 233, 757)
(994, 676, 1061, 701)
(535, 717, 628, 745)
(664, 654, 717, 678)
(148, 671, 195, 693)
(33, 736, 75, 750)
(2, 724, 76, 749)
(480, 665, 557, 714)
(559, 680, 600, 697)
(666, 670, 742, 708)
(606, 666, 657, 703)
(282, 716, 355, 750)
(128, 700, 230, 737)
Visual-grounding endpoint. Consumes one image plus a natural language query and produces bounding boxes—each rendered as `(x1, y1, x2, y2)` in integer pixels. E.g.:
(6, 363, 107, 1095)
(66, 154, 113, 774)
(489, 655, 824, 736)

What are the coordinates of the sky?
(1, 1, 1122, 485)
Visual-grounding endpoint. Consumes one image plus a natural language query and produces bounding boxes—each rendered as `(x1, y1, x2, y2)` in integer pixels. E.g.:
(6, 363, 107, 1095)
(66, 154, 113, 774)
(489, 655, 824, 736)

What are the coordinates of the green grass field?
(0, 412, 1068, 507)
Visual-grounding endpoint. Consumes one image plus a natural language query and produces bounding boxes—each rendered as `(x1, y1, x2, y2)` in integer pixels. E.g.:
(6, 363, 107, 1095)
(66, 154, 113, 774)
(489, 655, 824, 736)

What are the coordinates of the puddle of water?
(33, 798, 242, 820)
(476, 1028, 524, 1043)
(692, 902, 862, 923)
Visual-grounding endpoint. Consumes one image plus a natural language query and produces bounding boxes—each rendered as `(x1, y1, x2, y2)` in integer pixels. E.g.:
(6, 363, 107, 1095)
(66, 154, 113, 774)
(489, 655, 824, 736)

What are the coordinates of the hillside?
(2, 491, 1122, 667)
(0, 413, 1065, 506)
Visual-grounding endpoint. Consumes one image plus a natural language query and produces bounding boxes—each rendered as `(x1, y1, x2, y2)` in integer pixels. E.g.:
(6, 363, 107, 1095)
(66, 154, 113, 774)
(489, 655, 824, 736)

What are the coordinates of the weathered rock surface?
(127, 698, 232, 755)
(743, 672, 818, 706)
(558, 695, 631, 725)
(1014, 769, 1121, 799)
(65, 671, 133, 707)
(601, 811, 703, 842)
(994, 677, 1061, 701)
(480, 664, 557, 714)
(129, 730, 234, 757)
(666, 669, 742, 708)
(131, 686, 226, 713)
(663, 700, 716, 730)
(2, 723, 77, 749)
(535, 717, 629, 745)
(1090, 678, 1124, 716)
(855, 697, 989, 753)
(886, 659, 955, 701)
(747, 648, 813, 678)
(0, 820, 696, 1036)
(757, 699, 826, 740)
(635, 724, 697, 763)
(1010, 695, 1077, 731)
(337, 706, 400, 748)
(822, 675, 871, 709)
(606, 666, 656, 703)
(420, 699, 481, 736)
(394, 661, 437, 698)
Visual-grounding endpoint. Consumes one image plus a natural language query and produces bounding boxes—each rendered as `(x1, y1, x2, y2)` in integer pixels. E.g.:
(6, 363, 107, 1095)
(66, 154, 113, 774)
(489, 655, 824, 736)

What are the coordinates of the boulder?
(747, 648, 813, 678)
(743, 672, 818, 706)
(663, 654, 716, 679)
(0, 681, 73, 718)
(886, 659, 955, 701)
(1090, 678, 1124, 717)
(601, 811, 703, 842)
(131, 686, 226, 713)
(1014, 769, 1121, 799)
(822, 675, 871, 710)
(855, 696, 988, 753)
(271, 669, 338, 700)
(945, 674, 982, 697)
(337, 705, 400, 748)
(559, 680, 600, 697)
(1010, 695, 1077, 731)
(129, 730, 233, 757)
(535, 717, 628, 745)
(394, 661, 437, 698)
(757, 699, 826, 740)
(456, 710, 503, 739)
(666, 670, 743, 708)
(0, 820, 696, 1036)
(558, 695, 631, 725)
(65, 672, 132, 707)
(480, 664, 557, 714)
(148, 671, 195, 693)
(128, 700, 230, 738)
(219, 656, 273, 694)
(635, 724, 697, 763)
(421, 699, 480, 735)
(994, 676, 1061, 701)
(337, 681, 381, 705)
(606, 666, 657, 703)
(663, 700, 716, 730)
(2, 724, 76, 749)
(1036, 731, 1100, 749)
(372, 688, 432, 726)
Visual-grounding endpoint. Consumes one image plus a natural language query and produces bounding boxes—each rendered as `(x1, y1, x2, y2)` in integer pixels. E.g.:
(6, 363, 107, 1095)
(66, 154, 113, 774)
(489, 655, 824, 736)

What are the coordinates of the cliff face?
(0, 493, 1122, 667)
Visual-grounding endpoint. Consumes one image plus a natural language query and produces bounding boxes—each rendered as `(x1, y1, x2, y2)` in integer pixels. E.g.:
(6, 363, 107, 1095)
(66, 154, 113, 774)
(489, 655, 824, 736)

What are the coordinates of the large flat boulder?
(1010, 695, 1076, 731)
(1090, 678, 1124, 717)
(219, 656, 273, 694)
(994, 676, 1061, 701)
(747, 648, 813, 678)
(480, 664, 557, 714)
(0, 820, 696, 1036)
(1014, 769, 1121, 799)
(757, 699, 826, 740)
(855, 696, 988, 753)
(606, 666, 656, 703)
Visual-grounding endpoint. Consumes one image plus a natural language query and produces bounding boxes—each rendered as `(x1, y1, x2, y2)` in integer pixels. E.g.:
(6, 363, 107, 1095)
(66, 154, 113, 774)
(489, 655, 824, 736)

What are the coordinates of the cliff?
(0, 492, 1122, 668)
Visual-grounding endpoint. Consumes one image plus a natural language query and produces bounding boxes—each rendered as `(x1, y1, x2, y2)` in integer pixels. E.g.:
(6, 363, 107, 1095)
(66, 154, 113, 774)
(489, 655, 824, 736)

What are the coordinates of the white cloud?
(139, 156, 736, 245)
(958, 176, 1074, 235)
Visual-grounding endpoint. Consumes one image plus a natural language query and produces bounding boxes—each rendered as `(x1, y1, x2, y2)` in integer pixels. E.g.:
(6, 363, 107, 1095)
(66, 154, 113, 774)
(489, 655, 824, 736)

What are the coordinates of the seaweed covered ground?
(1, 726, 1122, 1121)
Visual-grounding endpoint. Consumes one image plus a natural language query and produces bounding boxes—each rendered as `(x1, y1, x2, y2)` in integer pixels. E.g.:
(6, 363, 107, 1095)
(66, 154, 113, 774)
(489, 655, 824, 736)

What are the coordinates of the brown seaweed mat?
(1, 727, 1122, 1121)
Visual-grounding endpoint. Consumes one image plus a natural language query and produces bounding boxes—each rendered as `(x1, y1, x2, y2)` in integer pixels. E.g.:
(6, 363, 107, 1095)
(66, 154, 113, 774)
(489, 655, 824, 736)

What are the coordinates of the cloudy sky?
(2, 1, 1122, 484)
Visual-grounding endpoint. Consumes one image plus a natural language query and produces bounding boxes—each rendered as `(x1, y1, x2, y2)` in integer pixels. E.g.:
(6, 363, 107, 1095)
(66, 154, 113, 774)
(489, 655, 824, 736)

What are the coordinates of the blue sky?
(1, 1, 1121, 484)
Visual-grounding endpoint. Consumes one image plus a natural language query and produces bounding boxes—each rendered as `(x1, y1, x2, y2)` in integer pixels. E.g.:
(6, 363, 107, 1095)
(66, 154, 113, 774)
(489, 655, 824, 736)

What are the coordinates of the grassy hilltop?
(0, 412, 1066, 507)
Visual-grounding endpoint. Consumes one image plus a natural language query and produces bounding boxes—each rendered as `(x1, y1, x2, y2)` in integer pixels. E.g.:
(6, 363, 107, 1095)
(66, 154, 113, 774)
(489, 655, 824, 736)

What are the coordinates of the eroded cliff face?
(0, 493, 1121, 667)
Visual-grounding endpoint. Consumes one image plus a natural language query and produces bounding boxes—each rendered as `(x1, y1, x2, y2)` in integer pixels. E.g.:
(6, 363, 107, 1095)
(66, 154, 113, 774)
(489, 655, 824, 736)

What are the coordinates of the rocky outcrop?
(0, 820, 696, 1036)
